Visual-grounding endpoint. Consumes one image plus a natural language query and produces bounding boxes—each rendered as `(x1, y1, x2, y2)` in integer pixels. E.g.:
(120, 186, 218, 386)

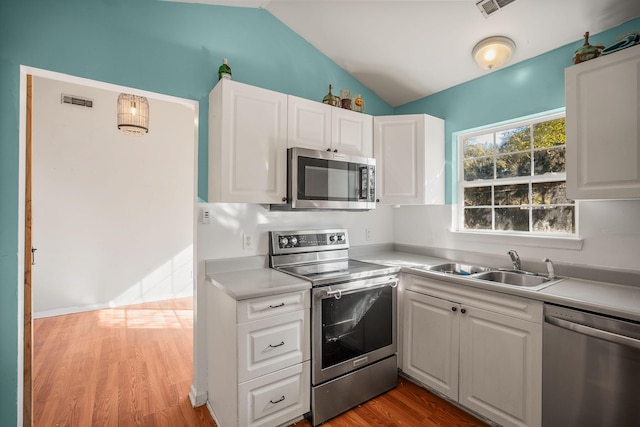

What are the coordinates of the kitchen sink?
(471, 270, 561, 290)
(425, 263, 494, 276)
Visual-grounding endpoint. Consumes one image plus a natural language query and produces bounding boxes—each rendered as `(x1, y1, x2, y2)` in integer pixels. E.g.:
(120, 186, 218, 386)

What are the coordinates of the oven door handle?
(326, 289, 342, 300)
(324, 279, 398, 299)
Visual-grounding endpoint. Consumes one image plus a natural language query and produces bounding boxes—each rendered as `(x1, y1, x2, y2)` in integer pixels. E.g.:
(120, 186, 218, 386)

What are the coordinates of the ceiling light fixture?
(117, 93, 149, 135)
(472, 36, 516, 70)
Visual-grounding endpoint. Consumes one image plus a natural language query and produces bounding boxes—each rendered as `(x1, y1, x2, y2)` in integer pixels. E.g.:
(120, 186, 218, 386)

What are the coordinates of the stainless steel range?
(269, 229, 400, 426)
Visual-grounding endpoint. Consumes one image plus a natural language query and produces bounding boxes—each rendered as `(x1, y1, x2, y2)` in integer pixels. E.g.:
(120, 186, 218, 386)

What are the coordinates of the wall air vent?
(476, 0, 517, 18)
(61, 94, 93, 108)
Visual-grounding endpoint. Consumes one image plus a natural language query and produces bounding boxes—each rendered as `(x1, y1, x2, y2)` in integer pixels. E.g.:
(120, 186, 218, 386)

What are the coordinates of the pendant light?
(472, 36, 516, 70)
(117, 93, 149, 135)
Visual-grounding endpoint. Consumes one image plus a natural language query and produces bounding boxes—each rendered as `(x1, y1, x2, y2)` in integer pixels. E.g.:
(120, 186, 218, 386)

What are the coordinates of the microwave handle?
(359, 166, 373, 200)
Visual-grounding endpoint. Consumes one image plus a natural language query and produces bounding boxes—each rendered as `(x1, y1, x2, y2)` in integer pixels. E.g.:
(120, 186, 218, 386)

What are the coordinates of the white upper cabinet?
(209, 79, 288, 204)
(374, 114, 445, 204)
(566, 44, 640, 199)
(287, 95, 332, 152)
(331, 107, 373, 157)
(288, 95, 373, 157)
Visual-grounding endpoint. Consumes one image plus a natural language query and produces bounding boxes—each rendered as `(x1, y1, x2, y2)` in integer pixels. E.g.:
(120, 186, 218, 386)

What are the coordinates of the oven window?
(321, 286, 393, 369)
(297, 156, 366, 201)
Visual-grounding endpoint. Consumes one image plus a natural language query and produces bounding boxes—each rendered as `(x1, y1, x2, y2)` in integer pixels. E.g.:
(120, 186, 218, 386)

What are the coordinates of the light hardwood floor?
(33, 297, 487, 427)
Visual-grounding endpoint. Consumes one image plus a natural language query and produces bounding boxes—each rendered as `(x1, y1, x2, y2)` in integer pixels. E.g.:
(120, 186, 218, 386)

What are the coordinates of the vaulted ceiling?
(171, 0, 640, 106)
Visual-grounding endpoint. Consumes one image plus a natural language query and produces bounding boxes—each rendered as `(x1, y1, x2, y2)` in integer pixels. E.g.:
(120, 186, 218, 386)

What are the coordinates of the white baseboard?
(189, 383, 208, 407)
(33, 292, 193, 319)
(33, 302, 111, 319)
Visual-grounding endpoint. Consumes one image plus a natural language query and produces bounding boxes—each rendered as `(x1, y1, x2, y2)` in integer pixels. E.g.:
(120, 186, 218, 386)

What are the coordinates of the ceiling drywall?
(170, 0, 640, 106)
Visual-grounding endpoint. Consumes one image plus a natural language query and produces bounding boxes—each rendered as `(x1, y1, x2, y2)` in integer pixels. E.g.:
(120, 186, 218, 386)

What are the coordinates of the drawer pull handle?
(269, 303, 285, 309)
(269, 341, 285, 348)
(270, 395, 285, 404)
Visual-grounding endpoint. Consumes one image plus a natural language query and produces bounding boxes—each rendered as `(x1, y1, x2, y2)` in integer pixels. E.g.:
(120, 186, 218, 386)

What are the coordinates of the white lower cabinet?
(207, 287, 310, 427)
(238, 361, 310, 427)
(402, 275, 542, 427)
(403, 291, 459, 400)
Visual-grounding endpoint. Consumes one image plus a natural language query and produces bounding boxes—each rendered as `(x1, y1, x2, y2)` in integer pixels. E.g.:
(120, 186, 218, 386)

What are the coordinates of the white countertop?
(538, 278, 640, 322)
(353, 250, 640, 323)
(205, 251, 640, 322)
(207, 268, 310, 300)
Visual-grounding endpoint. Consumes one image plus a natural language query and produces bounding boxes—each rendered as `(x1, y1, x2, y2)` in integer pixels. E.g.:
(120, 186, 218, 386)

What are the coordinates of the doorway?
(18, 67, 200, 425)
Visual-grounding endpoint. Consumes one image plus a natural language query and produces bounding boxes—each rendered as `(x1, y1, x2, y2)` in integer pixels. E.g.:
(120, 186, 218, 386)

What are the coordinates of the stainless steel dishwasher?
(543, 303, 640, 426)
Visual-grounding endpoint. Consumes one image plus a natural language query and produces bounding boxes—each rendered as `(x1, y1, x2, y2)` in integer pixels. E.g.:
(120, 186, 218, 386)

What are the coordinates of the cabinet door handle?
(269, 303, 285, 309)
(451, 306, 457, 312)
(460, 308, 467, 314)
(269, 341, 285, 348)
(270, 395, 285, 404)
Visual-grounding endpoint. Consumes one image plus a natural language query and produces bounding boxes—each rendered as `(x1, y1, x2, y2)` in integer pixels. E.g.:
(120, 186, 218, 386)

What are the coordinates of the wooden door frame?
(23, 74, 33, 427)
(18, 66, 202, 425)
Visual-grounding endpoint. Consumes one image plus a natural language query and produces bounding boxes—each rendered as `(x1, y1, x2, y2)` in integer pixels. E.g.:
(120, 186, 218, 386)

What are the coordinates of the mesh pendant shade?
(117, 93, 149, 135)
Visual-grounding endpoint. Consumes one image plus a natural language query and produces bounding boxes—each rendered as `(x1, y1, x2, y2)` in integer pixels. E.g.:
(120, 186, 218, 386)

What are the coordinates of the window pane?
(464, 208, 492, 230)
(533, 118, 566, 149)
(496, 207, 529, 231)
(459, 113, 573, 236)
(532, 182, 572, 205)
(496, 152, 531, 178)
(534, 147, 565, 175)
(495, 184, 529, 205)
(464, 158, 493, 181)
(463, 133, 494, 158)
(464, 186, 492, 206)
(497, 126, 530, 154)
(533, 206, 575, 233)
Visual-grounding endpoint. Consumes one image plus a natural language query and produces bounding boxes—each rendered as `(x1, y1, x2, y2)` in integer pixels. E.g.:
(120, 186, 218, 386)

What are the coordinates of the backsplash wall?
(197, 203, 395, 261)
(394, 200, 640, 274)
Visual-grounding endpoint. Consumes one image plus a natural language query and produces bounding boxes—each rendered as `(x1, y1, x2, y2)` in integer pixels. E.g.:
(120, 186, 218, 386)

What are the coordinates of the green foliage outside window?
(460, 115, 575, 234)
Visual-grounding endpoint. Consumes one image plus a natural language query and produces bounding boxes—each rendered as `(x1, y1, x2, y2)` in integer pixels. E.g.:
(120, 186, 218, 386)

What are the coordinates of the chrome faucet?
(508, 250, 521, 271)
(543, 258, 556, 279)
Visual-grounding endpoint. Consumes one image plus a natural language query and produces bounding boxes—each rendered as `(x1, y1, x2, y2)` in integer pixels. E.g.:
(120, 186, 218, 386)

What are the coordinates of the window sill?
(449, 230, 583, 251)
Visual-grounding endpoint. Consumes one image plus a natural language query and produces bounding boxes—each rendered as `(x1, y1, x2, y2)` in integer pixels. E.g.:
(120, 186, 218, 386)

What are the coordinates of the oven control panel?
(270, 229, 349, 254)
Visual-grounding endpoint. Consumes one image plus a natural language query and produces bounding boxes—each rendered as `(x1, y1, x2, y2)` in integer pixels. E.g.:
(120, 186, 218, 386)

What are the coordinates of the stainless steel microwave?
(276, 147, 376, 210)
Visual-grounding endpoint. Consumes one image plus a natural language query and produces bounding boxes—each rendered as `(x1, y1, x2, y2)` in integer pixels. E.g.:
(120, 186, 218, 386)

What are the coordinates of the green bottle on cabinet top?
(218, 58, 232, 80)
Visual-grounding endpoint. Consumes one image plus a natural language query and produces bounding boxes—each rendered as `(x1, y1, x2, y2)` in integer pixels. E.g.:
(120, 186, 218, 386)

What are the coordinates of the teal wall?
(0, 0, 392, 423)
(394, 17, 640, 204)
(1, 0, 638, 421)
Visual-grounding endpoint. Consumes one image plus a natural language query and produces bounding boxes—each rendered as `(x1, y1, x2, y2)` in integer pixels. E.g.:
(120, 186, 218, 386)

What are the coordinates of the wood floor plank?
(291, 377, 489, 427)
(34, 297, 488, 427)
(33, 297, 212, 427)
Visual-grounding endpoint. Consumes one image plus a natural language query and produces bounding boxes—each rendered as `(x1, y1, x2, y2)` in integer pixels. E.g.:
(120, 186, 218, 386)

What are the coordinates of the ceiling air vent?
(61, 94, 93, 108)
(476, 0, 517, 18)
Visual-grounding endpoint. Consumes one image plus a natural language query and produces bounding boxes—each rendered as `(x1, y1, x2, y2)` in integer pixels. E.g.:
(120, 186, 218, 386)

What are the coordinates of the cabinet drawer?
(238, 361, 311, 427)
(237, 290, 310, 324)
(238, 310, 310, 382)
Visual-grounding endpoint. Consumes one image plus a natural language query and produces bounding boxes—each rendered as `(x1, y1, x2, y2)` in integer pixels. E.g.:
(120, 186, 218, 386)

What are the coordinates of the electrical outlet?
(365, 228, 372, 241)
(201, 207, 211, 224)
(242, 233, 254, 250)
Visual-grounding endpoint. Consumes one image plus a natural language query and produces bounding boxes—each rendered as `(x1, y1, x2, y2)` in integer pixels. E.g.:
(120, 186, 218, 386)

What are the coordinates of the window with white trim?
(457, 112, 575, 235)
